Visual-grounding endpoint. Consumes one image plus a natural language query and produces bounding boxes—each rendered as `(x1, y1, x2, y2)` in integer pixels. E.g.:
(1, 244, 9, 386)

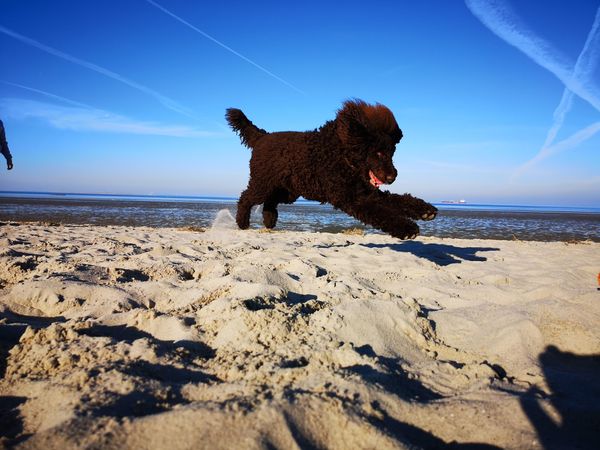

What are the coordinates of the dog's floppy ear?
(338, 99, 403, 145)
(335, 99, 371, 147)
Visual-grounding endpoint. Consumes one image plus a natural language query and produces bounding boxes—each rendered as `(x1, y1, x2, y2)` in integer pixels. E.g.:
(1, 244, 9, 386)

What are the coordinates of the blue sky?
(1, 0, 599, 206)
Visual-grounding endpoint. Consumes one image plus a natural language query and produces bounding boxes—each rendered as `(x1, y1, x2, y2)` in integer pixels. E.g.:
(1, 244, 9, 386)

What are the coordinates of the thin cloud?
(0, 25, 194, 117)
(0, 97, 218, 138)
(144, 0, 305, 95)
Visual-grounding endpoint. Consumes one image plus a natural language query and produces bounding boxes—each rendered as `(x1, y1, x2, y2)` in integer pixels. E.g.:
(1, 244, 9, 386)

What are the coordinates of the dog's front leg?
(382, 192, 438, 221)
(336, 196, 421, 240)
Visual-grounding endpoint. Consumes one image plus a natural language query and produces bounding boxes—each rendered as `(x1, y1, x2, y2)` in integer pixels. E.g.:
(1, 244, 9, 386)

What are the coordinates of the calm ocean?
(1, 191, 599, 242)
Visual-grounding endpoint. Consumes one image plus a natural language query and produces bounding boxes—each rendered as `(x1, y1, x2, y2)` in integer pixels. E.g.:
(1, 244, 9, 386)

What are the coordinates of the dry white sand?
(1, 220, 599, 449)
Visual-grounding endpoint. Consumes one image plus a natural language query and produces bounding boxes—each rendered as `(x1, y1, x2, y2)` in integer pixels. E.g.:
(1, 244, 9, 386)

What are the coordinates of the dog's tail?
(225, 108, 267, 148)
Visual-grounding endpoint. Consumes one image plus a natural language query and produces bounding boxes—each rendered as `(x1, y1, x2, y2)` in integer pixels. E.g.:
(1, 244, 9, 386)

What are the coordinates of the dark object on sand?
(226, 99, 437, 239)
(0, 120, 13, 170)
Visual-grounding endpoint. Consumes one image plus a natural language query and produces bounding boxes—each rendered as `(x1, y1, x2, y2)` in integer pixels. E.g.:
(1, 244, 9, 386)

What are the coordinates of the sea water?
(1, 191, 599, 242)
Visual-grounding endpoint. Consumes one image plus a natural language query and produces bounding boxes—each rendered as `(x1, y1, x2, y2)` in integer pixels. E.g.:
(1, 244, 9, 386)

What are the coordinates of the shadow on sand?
(347, 344, 501, 448)
(364, 405, 502, 450)
(347, 344, 442, 403)
(282, 341, 501, 450)
(362, 241, 500, 266)
(86, 359, 220, 419)
(77, 323, 219, 419)
(0, 309, 66, 377)
(0, 396, 28, 444)
(520, 346, 600, 450)
(0, 310, 66, 446)
(79, 324, 215, 359)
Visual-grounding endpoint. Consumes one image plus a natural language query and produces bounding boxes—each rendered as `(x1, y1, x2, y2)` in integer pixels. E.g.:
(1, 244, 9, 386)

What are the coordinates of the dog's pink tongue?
(369, 170, 384, 188)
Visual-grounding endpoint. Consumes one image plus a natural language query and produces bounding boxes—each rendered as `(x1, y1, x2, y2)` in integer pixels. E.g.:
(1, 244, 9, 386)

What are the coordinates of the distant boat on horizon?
(441, 199, 467, 204)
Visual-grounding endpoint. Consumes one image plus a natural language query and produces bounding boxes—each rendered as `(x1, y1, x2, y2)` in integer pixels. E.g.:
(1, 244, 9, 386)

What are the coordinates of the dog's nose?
(386, 174, 396, 184)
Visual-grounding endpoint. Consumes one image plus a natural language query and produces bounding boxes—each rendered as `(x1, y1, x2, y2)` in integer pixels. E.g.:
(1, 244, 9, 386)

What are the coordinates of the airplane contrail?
(1, 80, 94, 109)
(511, 5, 600, 175)
(464, 0, 600, 113)
(0, 25, 194, 117)
(541, 88, 575, 150)
(465, 1, 600, 175)
(540, 6, 600, 150)
(144, 0, 305, 95)
(516, 121, 600, 175)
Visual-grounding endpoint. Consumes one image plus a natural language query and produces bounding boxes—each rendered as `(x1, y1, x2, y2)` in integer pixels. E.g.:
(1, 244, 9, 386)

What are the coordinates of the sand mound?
(1, 223, 599, 449)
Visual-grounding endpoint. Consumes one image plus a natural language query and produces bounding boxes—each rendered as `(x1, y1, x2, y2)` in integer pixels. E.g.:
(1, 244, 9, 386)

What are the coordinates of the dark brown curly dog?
(226, 99, 437, 239)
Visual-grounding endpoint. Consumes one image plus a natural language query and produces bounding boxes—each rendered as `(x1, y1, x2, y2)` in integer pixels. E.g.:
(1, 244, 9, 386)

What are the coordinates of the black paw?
(263, 210, 278, 229)
(415, 202, 437, 221)
(236, 217, 250, 229)
(394, 221, 420, 240)
(402, 200, 437, 222)
(420, 209, 437, 221)
(400, 232, 419, 240)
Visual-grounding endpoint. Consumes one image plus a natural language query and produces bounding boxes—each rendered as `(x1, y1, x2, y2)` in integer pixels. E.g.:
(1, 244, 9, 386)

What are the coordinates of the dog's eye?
(376, 152, 384, 158)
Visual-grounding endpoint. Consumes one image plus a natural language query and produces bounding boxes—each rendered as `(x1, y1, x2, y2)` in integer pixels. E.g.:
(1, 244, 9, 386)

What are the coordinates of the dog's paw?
(421, 210, 437, 221)
(401, 198, 437, 221)
(394, 222, 420, 240)
(400, 232, 419, 240)
(416, 203, 437, 221)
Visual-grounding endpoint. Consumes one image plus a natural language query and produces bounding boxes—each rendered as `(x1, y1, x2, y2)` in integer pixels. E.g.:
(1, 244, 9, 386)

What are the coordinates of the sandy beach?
(1, 220, 599, 449)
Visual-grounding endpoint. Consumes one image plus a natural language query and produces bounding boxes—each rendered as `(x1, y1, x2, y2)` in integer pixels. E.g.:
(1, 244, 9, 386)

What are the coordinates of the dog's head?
(336, 99, 402, 189)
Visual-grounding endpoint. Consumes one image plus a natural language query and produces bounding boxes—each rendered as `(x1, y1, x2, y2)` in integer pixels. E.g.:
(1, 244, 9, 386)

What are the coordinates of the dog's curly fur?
(226, 99, 437, 239)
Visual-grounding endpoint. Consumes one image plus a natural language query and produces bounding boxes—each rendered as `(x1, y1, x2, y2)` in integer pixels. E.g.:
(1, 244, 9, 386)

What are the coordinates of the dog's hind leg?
(263, 188, 297, 229)
(237, 187, 263, 229)
(263, 200, 278, 229)
(236, 192, 252, 229)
